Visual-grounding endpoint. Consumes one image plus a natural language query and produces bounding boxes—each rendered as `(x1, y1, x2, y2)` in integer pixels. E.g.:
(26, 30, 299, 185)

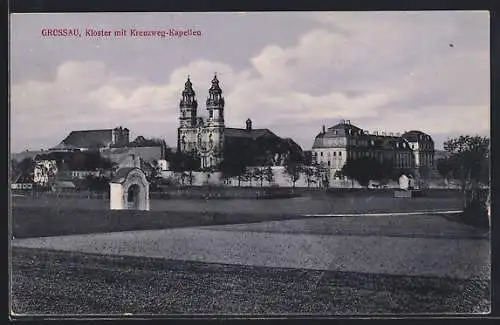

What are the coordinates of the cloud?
(10, 12, 489, 152)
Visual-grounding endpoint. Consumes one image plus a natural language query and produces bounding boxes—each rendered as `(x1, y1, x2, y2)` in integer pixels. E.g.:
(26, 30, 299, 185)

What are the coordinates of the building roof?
(313, 121, 413, 150)
(49, 142, 81, 151)
(56, 129, 114, 149)
(11, 150, 44, 162)
(12, 172, 33, 184)
(325, 121, 364, 136)
(128, 136, 165, 148)
(52, 180, 76, 188)
(313, 121, 364, 148)
(110, 167, 146, 184)
(402, 130, 434, 143)
(35, 151, 74, 162)
(224, 128, 279, 140)
(100, 146, 164, 164)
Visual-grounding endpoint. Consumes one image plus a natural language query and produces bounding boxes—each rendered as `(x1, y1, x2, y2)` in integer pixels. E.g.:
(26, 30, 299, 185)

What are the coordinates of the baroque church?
(177, 75, 304, 169)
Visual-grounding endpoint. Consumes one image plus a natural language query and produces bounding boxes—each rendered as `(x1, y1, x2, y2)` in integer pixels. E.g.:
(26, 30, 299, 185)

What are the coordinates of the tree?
(313, 163, 324, 188)
(84, 175, 111, 193)
(168, 151, 201, 172)
(179, 171, 189, 186)
(264, 166, 274, 186)
(18, 157, 34, 175)
(303, 166, 316, 188)
(219, 145, 251, 187)
(253, 167, 265, 187)
(147, 159, 162, 185)
(283, 161, 301, 188)
(168, 151, 201, 186)
(241, 168, 254, 187)
(341, 157, 392, 188)
(373, 159, 394, 186)
(442, 135, 489, 209)
(417, 166, 432, 189)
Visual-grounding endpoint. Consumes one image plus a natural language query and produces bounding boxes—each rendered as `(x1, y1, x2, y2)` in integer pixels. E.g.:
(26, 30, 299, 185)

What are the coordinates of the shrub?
(460, 198, 489, 229)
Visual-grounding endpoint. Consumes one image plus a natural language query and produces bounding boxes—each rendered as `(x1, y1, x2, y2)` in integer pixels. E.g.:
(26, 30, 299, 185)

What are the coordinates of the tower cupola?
(206, 73, 225, 123)
(179, 76, 198, 127)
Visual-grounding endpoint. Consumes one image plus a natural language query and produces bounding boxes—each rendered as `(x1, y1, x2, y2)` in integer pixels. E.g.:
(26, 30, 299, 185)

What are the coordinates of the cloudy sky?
(10, 11, 490, 153)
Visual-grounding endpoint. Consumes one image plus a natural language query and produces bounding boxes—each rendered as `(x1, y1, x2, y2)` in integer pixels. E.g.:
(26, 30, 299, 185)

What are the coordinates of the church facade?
(177, 75, 225, 169)
(177, 75, 304, 169)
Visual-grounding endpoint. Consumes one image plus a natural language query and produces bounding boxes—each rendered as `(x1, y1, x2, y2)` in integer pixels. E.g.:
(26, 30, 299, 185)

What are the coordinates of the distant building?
(33, 159, 58, 187)
(312, 120, 435, 180)
(50, 126, 130, 152)
(51, 180, 77, 192)
(177, 75, 304, 169)
(401, 130, 435, 170)
(11, 172, 33, 190)
(47, 128, 166, 177)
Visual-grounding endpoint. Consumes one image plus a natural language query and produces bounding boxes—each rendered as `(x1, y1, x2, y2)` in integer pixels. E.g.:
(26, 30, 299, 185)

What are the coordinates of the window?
(333, 152, 336, 157)
(328, 161, 331, 166)
(320, 152, 323, 157)
(339, 152, 342, 156)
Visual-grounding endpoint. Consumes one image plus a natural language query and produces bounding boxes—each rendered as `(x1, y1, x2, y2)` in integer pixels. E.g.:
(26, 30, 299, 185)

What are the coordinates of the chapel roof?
(110, 167, 141, 184)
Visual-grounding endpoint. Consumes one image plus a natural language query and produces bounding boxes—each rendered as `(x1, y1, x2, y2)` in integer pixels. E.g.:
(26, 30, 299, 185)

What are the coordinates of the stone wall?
(160, 167, 325, 188)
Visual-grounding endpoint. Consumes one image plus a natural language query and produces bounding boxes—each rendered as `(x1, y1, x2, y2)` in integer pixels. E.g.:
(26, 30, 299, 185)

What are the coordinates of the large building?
(177, 75, 304, 169)
(312, 120, 435, 180)
(50, 126, 130, 151)
(400, 130, 435, 171)
(49, 127, 166, 164)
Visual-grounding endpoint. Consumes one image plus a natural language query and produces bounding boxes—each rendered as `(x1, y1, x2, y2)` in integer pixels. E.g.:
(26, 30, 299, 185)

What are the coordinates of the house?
(11, 172, 33, 190)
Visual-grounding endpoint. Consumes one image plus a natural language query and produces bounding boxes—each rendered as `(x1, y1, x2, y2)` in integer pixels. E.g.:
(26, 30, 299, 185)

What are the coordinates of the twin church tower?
(177, 75, 226, 169)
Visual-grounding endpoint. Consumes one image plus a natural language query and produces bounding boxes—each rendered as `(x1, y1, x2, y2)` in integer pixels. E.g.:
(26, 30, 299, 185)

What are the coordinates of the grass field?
(11, 248, 490, 315)
(11, 194, 463, 238)
(12, 192, 463, 214)
(11, 189, 488, 316)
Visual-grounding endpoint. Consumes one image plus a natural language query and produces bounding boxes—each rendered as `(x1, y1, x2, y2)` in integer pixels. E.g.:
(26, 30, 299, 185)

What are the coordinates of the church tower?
(179, 76, 197, 128)
(202, 74, 225, 169)
(178, 77, 198, 154)
(206, 74, 225, 125)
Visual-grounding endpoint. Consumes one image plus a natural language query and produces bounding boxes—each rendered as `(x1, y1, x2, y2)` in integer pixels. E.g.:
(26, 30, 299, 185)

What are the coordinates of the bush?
(460, 198, 489, 229)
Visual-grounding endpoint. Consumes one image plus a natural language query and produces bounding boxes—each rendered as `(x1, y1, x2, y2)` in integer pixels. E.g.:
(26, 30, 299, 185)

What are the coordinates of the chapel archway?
(109, 167, 150, 211)
(127, 184, 141, 209)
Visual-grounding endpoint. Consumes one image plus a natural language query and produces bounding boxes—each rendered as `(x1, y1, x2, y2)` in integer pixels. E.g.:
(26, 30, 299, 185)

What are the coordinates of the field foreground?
(11, 248, 490, 315)
(11, 214, 490, 315)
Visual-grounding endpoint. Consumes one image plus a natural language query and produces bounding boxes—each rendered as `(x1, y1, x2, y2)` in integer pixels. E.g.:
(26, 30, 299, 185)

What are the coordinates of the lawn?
(11, 193, 463, 238)
(10, 248, 490, 315)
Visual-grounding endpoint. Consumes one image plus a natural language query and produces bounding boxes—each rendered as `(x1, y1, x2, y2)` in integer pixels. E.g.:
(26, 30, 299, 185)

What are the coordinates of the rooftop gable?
(60, 129, 113, 148)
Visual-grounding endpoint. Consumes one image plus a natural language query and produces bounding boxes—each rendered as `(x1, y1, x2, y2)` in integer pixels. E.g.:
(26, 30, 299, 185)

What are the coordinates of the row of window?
(314, 151, 343, 157)
(314, 150, 415, 168)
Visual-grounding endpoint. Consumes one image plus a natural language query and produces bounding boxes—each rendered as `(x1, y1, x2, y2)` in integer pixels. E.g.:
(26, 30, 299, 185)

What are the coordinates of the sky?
(10, 11, 490, 153)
